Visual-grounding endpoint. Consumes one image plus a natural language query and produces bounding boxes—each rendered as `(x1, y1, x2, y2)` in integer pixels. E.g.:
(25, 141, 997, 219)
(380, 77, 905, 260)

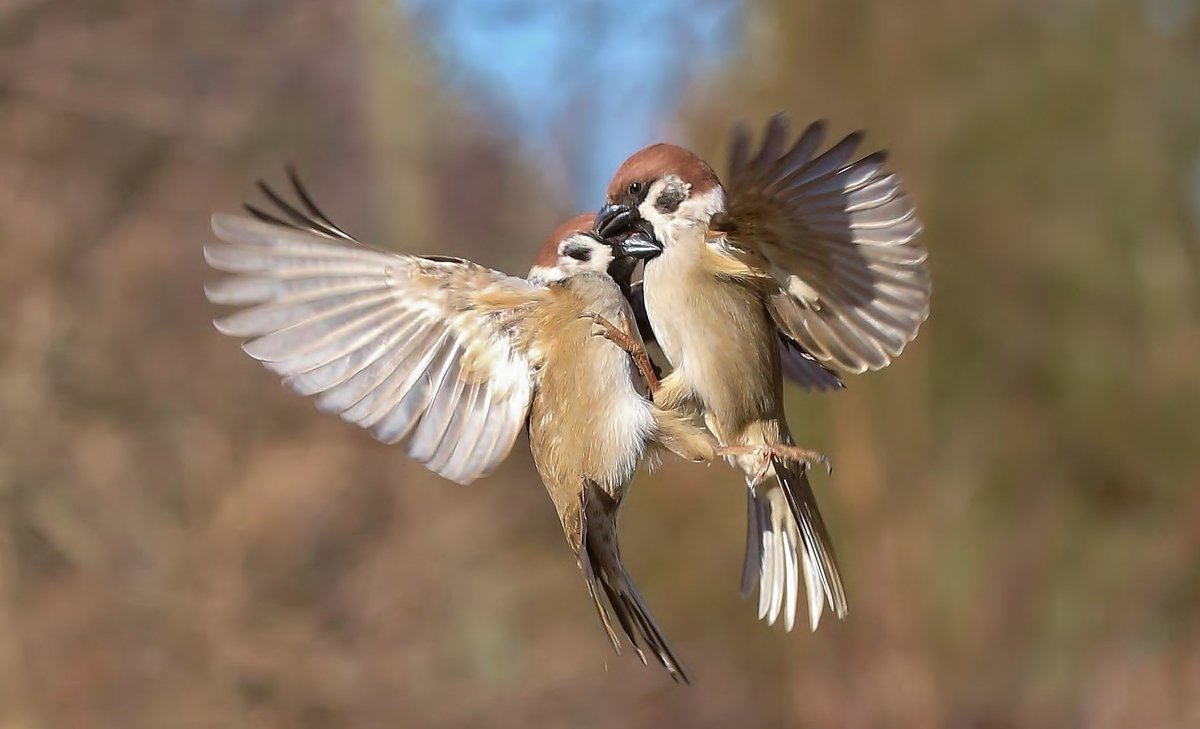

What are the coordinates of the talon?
(580, 312, 621, 339)
(581, 309, 660, 393)
(756, 444, 831, 474)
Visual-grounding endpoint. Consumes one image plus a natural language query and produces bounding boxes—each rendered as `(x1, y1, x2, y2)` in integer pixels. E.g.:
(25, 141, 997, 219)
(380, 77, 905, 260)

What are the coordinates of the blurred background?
(1, 0, 1198, 726)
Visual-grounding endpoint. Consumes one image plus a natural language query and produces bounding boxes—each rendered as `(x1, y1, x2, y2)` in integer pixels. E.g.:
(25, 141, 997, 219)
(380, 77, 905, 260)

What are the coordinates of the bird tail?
(581, 485, 690, 684)
(741, 460, 847, 630)
(776, 458, 848, 623)
(741, 486, 819, 631)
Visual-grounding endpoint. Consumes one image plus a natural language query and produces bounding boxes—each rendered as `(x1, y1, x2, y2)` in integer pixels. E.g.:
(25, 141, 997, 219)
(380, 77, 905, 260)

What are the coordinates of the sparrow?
(594, 116, 930, 632)
(529, 223, 843, 393)
(205, 173, 797, 682)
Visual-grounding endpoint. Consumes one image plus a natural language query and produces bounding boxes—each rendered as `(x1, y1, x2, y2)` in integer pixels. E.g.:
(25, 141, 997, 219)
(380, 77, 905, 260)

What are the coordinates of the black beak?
(595, 203, 662, 261)
(594, 203, 635, 239)
(611, 232, 663, 260)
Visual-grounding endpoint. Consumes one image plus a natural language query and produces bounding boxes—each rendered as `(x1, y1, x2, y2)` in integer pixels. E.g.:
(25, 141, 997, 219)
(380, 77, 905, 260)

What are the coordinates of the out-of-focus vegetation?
(1, 1, 1198, 727)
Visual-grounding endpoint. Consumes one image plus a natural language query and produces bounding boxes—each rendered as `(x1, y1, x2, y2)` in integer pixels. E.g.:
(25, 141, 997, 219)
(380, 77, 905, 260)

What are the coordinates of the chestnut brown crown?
(605, 143, 722, 202)
(531, 213, 597, 269)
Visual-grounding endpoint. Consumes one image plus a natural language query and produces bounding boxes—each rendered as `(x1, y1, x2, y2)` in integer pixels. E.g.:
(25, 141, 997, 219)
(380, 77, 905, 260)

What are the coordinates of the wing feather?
(213, 285, 390, 337)
(282, 313, 416, 395)
(407, 349, 468, 457)
(317, 323, 442, 416)
(719, 117, 930, 373)
(727, 122, 752, 178)
(436, 383, 490, 483)
(206, 214, 546, 484)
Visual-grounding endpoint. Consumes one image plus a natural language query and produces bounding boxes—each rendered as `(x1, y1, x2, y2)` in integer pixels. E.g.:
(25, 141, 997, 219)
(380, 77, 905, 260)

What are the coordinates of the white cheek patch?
(560, 234, 615, 275)
(639, 178, 676, 239)
(681, 186, 726, 222)
(584, 244, 615, 273)
(640, 181, 727, 245)
(639, 198, 670, 238)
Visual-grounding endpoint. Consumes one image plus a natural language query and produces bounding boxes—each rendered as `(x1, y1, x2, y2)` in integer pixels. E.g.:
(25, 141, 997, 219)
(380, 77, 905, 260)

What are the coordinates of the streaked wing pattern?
(205, 214, 546, 484)
(720, 116, 930, 374)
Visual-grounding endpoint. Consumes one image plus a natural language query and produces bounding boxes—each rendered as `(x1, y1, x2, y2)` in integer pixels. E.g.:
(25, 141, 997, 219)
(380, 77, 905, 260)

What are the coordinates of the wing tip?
(211, 212, 241, 238)
(211, 313, 242, 337)
(766, 112, 789, 134)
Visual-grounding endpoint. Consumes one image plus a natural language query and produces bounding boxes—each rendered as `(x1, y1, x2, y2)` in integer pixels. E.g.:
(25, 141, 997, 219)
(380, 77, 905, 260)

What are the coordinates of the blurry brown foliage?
(1, 0, 1198, 727)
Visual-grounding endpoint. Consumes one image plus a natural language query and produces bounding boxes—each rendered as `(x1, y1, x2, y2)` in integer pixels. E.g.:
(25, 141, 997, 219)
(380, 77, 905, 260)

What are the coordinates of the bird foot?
(579, 311, 660, 392)
(719, 444, 832, 477)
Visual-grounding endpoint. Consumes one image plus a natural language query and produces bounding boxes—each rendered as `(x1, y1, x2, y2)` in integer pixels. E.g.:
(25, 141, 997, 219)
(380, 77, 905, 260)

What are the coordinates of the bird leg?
(580, 311, 660, 393)
(718, 444, 833, 476)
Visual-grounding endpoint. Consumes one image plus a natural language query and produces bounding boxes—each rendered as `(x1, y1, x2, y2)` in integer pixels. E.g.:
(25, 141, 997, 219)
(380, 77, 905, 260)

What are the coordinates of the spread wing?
(205, 213, 547, 485)
(629, 280, 842, 391)
(717, 116, 930, 374)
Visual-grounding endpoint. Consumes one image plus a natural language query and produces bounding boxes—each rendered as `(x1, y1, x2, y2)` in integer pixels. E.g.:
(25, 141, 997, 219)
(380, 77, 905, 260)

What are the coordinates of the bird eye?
(627, 181, 644, 197)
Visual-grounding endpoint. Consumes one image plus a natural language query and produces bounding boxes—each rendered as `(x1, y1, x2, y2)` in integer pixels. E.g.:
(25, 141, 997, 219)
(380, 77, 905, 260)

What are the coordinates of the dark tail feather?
(740, 488, 766, 597)
(773, 457, 849, 620)
(740, 486, 810, 630)
(580, 544, 624, 654)
(580, 486, 690, 684)
(585, 545, 690, 685)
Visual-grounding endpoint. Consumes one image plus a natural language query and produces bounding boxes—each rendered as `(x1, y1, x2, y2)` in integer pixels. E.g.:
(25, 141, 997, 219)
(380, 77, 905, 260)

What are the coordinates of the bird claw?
(770, 445, 832, 475)
(719, 444, 833, 476)
(579, 311, 660, 393)
(579, 311, 636, 353)
(749, 460, 771, 487)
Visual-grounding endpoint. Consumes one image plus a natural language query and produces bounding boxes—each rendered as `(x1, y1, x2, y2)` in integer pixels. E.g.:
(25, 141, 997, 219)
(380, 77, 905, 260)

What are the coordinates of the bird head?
(527, 213, 638, 287)
(593, 143, 725, 261)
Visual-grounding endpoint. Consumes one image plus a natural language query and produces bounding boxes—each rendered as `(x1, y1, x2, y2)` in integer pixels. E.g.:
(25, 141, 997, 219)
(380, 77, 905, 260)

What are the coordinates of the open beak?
(611, 232, 662, 259)
(595, 203, 663, 260)
(594, 203, 635, 239)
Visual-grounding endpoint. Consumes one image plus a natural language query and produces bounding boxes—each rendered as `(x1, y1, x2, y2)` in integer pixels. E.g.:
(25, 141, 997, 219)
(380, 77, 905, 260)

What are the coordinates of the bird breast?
(642, 237, 782, 432)
(527, 275, 656, 495)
